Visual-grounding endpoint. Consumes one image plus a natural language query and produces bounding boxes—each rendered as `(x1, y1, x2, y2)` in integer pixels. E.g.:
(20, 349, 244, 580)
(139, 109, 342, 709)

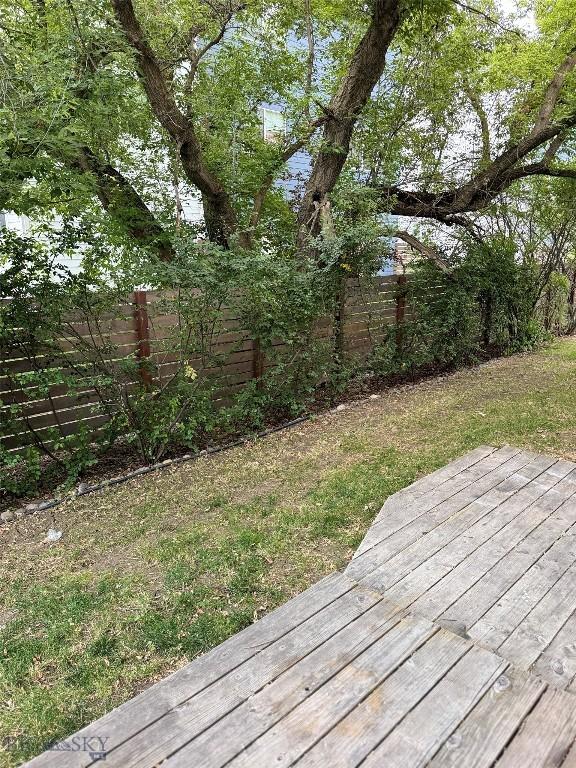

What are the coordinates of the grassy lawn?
(1, 338, 576, 766)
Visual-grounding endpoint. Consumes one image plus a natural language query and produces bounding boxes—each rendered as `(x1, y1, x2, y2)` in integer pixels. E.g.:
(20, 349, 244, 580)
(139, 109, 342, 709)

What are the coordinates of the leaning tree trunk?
(296, 0, 402, 252)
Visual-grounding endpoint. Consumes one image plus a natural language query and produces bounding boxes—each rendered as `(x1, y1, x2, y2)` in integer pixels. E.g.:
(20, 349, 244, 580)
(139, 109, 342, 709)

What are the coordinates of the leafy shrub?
(0, 230, 330, 495)
(0, 227, 557, 499)
(370, 236, 545, 377)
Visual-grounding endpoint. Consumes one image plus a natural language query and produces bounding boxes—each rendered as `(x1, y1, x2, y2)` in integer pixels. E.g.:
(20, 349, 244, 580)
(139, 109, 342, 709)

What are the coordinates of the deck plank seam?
(156, 596, 412, 767)
(465, 502, 576, 657)
(351, 448, 532, 565)
(351, 453, 560, 588)
(353, 446, 522, 558)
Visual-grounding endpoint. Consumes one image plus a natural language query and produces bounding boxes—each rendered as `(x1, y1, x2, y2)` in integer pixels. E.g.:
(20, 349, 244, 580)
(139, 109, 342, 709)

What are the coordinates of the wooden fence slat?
(2, 277, 432, 452)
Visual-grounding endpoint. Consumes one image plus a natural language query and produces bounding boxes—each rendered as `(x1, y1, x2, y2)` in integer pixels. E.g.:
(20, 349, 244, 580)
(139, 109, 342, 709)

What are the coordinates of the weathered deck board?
(162, 595, 408, 767)
(428, 667, 547, 768)
(87, 581, 385, 768)
(475, 539, 576, 657)
(533, 611, 576, 688)
(497, 559, 576, 669)
(350, 452, 554, 587)
(496, 688, 576, 768)
(349, 449, 543, 580)
(416, 461, 576, 626)
(369, 461, 576, 626)
(294, 629, 471, 768)
(224, 615, 438, 767)
(22, 571, 357, 768)
(352, 444, 518, 559)
(22, 446, 576, 768)
(364, 445, 498, 533)
(359, 646, 507, 768)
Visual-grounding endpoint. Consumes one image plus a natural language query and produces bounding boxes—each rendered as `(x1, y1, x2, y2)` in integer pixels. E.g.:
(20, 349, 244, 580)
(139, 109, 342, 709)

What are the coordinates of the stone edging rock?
(1, 416, 310, 524)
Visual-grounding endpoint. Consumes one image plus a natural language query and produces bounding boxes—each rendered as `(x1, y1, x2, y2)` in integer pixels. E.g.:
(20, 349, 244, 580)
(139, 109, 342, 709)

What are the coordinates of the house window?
(260, 108, 286, 143)
(0, 212, 6, 229)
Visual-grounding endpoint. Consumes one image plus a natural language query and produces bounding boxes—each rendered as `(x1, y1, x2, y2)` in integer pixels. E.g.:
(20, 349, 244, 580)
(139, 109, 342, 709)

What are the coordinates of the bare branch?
(462, 81, 490, 164)
(395, 230, 451, 272)
(450, 0, 524, 38)
(185, 3, 244, 85)
(531, 46, 576, 136)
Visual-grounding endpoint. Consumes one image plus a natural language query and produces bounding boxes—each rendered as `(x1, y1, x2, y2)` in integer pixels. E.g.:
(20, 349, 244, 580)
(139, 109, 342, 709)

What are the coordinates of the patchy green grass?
(1, 338, 576, 766)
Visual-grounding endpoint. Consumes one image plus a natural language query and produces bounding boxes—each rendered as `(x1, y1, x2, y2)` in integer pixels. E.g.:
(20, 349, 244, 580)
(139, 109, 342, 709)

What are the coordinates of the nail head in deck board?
(359, 646, 508, 768)
(496, 688, 576, 768)
(428, 667, 546, 768)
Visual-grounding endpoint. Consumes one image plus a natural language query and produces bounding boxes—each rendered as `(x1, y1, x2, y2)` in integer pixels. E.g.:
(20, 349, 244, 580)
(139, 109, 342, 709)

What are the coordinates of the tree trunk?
(296, 0, 401, 250)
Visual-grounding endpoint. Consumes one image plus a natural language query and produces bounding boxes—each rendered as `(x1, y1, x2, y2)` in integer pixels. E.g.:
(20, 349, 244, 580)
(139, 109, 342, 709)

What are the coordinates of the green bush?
(370, 236, 546, 378)
(0, 228, 555, 499)
(0, 230, 330, 495)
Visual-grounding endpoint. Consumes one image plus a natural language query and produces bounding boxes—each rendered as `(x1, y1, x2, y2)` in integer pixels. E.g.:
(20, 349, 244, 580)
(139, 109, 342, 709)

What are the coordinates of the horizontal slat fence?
(1, 275, 438, 451)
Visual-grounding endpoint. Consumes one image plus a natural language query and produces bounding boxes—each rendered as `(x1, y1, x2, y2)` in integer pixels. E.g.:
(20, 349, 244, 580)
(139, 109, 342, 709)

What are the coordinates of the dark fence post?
(395, 273, 407, 354)
(333, 272, 347, 364)
(133, 289, 152, 385)
(253, 337, 264, 388)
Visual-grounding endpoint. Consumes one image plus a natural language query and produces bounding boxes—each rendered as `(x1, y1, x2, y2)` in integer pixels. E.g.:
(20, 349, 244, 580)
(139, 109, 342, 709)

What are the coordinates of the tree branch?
(68, 146, 175, 260)
(450, 0, 524, 38)
(542, 133, 566, 164)
(246, 115, 328, 233)
(531, 46, 576, 137)
(374, 46, 576, 223)
(506, 163, 576, 181)
(304, 0, 315, 118)
(111, 0, 239, 246)
(395, 230, 451, 272)
(297, 0, 403, 245)
(185, 2, 244, 86)
(462, 82, 490, 164)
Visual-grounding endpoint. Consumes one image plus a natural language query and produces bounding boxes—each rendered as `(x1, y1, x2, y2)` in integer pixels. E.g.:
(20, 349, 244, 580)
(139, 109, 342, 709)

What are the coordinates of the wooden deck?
(23, 445, 576, 768)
